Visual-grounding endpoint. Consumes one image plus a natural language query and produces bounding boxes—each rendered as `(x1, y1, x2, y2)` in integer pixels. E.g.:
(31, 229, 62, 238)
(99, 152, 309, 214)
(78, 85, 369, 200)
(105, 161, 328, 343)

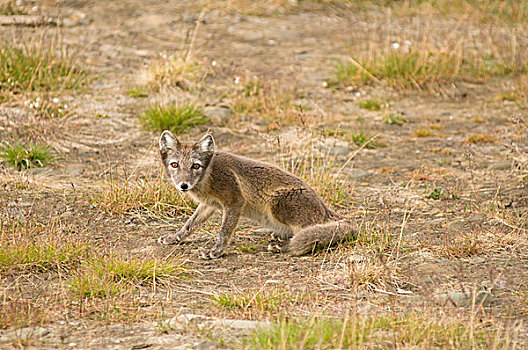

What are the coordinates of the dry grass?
(0, 217, 90, 274)
(467, 133, 497, 144)
(244, 311, 516, 349)
(0, 0, 26, 15)
(1, 0, 528, 347)
(200, 0, 298, 16)
(212, 288, 294, 317)
(68, 255, 187, 298)
(94, 171, 193, 217)
(138, 102, 207, 134)
(276, 146, 354, 208)
(498, 75, 528, 106)
(140, 55, 207, 92)
(336, 22, 525, 92)
(227, 74, 300, 128)
(0, 38, 87, 99)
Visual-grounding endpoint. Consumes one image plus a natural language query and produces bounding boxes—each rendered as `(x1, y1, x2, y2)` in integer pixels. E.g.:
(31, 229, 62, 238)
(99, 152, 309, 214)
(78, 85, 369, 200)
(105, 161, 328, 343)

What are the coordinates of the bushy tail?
(288, 220, 356, 256)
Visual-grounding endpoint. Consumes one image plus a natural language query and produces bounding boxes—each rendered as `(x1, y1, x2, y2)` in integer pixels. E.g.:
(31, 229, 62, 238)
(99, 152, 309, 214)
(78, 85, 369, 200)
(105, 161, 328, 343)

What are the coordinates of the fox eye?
(170, 162, 179, 169)
(192, 163, 201, 170)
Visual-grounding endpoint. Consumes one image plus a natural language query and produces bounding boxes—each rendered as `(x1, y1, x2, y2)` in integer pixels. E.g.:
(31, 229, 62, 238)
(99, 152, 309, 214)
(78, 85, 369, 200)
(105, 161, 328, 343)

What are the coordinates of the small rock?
(438, 291, 493, 307)
(227, 27, 264, 42)
(26, 167, 50, 175)
(265, 279, 280, 284)
(487, 161, 511, 171)
(346, 168, 369, 180)
(481, 279, 506, 291)
(426, 218, 444, 226)
(210, 319, 270, 330)
(470, 257, 486, 264)
(172, 314, 208, 325)
(6, 326, 50, 340)
(319, 138, 352, 156)
(203, 106, 233, 126)
(194, 341, 217, 350)
(65, 163, 85, 175)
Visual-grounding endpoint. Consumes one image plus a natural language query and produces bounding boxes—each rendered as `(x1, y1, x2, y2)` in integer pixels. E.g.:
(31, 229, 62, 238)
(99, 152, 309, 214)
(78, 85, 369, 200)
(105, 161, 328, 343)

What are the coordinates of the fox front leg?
(201, 204, 243, 259)
(158, 204, 215, 244)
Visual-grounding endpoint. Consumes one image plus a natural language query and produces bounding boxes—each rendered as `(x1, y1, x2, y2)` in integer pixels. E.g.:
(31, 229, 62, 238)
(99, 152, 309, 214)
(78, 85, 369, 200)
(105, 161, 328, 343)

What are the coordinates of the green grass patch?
(358, 98, 382, 111)
(414, 129, 432, 137)
(336, 49, 522, 91)
(383, 112, 407, 125)
(0, 41, 87, 95)
(348, 130, 381, 149)
(139, 102, 207, 134)
(244, 313, 513, 349)
(385, 0, 528, 26)
(212, 289, 290, 314)
(127, 86, 149, 98)
(237, 245, 258, 254)
(0, 141, 53, 170)
(68, 255, 187, 298)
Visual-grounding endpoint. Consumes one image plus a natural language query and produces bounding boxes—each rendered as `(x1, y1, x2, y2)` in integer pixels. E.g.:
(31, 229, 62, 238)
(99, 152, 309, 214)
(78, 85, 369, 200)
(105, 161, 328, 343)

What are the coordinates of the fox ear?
(159, 130, 180, 151)
(195, 134, 215, 153)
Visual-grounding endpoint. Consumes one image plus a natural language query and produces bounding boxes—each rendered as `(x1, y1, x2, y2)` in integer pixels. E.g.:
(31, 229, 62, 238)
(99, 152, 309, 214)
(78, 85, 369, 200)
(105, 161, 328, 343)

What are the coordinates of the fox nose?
(179, 183, 189, 191)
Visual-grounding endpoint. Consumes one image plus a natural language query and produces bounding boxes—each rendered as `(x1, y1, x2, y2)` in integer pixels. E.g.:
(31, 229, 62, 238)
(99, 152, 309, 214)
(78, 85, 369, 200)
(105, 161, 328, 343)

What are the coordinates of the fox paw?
(269, 232, 284, 243)
(157, 233, 182, 245)
(267, 244, 282, 253)
(199, 247, 224, 260)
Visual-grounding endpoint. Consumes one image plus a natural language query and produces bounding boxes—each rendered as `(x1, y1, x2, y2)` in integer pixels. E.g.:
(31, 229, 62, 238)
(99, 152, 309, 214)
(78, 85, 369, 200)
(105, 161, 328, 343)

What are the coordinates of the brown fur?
(158, 131, 356, 258)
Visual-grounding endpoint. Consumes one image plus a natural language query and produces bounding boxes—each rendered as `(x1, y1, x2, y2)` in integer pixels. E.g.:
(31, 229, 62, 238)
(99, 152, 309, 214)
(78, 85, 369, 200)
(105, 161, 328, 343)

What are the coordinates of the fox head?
(159, 131, 215, 192)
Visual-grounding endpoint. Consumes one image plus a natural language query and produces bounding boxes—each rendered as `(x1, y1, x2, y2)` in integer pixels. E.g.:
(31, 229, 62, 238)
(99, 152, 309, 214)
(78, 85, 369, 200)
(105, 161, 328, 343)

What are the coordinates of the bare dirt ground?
(1, 0, 527, 349)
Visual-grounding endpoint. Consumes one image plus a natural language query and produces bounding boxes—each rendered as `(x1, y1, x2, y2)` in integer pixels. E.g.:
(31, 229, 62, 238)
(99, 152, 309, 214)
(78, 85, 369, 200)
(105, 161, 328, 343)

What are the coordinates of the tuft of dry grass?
(277, 148, 354, 209)
(199, 0, 298, 16)
(138, 102, 207, 134)
(141, 55, 206, 92)
(0, 217, 90, 274)
(467, 133, 497, 144)
(0, 299, 48, 330)
(498, 75, 528, 106)
(68, 255, 187, 298)
(414, 129, 432, 137)
(212, 288, 291, 315)
(94, 171, 194, 217)
(0, 0, 27, 15)
(0, 39, 87, 97)
(228, 75, 300, 128)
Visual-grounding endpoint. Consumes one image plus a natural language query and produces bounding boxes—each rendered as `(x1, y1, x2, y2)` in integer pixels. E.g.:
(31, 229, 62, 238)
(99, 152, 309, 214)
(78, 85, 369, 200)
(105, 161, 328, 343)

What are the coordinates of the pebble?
(227, 27, 264, 42)
(203, 106, 233, 126)
(210, 318, 270, 330)
(5, 326, 50, 340)
(438, 291, 493, 307)
(487, 161, 511, 171)
(346, 168, 369, 180)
